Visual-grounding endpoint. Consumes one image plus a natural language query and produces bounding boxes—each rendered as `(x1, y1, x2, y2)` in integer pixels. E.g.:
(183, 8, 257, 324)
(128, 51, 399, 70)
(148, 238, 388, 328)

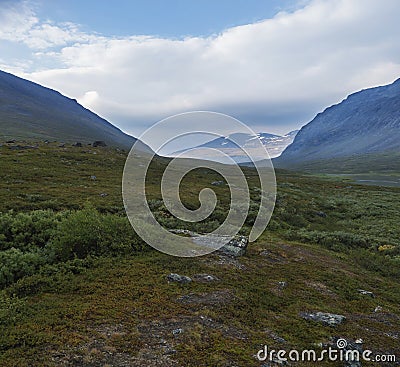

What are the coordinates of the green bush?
(9, 258, 94, 297)
(0, 293, 26, 325)
(0, 210, 62, 252)
(47, 206, 144, 260)
(285, 229, 374, 252)
(0, 208, 146, 288)
(351, 249, 400, 279)
(0, 248, 45, 288)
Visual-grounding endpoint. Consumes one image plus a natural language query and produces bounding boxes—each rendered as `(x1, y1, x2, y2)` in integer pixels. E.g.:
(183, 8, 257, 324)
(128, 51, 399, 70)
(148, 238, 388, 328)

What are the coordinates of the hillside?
(0, 70, 135, 148)
(277, 78, 400, 168)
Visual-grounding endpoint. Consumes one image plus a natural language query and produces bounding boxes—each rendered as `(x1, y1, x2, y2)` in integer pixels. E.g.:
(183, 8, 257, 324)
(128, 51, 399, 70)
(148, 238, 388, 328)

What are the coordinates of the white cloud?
(78, 90, 100, 110)
(0, 1, 38, 43)
(2, 0, 400, 135)
(25, 22, 94, 49)
(0, 1, 94, 49)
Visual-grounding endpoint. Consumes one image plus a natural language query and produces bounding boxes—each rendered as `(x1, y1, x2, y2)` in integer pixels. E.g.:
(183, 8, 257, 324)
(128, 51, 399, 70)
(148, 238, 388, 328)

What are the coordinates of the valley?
(0, 143, 399, 366)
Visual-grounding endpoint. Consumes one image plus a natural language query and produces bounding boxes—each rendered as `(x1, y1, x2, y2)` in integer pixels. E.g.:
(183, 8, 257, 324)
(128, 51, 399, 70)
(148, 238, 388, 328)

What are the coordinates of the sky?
(1, 0, 400, 137)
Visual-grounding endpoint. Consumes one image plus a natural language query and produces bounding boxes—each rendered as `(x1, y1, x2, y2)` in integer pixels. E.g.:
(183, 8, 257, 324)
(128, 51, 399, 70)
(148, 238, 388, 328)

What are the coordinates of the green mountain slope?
(0, 70, 135, 148)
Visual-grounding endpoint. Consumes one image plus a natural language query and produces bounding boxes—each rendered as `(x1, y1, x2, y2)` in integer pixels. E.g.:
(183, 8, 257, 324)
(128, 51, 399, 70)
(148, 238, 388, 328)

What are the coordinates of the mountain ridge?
(0, 69, 136, 148)
(170, 130, 298, 162)
(276, 78, 400, 167)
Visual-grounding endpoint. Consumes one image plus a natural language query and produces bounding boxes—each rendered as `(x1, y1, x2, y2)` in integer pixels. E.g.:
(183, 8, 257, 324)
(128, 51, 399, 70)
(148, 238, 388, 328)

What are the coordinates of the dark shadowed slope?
(277, 78, 400, 168)
(0, 70, 136, 148)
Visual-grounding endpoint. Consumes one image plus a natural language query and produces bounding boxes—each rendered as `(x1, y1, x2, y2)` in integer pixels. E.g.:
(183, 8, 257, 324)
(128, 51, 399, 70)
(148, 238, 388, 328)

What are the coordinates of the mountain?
(170, 130, 298, 163)
(0, 70, 135, 148)
(277, 78, 400, 167)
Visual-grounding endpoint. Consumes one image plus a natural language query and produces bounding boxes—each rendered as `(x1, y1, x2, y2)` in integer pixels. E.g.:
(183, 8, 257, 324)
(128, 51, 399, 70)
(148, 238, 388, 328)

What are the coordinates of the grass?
(274, 151, 400, 174)
(0, 142, 399, 366)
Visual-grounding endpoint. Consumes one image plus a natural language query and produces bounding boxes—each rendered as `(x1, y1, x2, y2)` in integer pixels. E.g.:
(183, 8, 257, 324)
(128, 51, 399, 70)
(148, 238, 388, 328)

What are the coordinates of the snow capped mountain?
(254, 131, 298, 158)
(169, 130, 298, 163)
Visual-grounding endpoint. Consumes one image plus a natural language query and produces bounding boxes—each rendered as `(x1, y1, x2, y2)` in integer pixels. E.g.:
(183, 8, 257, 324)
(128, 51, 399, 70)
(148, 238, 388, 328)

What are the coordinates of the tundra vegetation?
(0, 142, 399, 366)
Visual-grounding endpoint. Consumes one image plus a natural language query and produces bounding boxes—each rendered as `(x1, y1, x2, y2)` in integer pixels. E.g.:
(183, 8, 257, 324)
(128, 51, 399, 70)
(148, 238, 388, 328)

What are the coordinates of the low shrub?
(351, 249, 400, 279)
(0, 207, 146, 288)
(285, 229, 375, 252)
(47, 206, 145, 261)
(0, 293, 26, 326)
(0, 210, 62, 252)
(0, 248, 45, 288)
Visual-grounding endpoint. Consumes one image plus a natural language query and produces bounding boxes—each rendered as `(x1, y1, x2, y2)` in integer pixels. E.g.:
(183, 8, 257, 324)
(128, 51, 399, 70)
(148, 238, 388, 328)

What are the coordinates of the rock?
(199, 315, 213, 323)
(301, 312, 346, 327)
(211, 180, 225, 186)
(72, 142, 82, 147)
(374, 306, 383, 313)
(99, 193, 108, 197)
(172, 328, 183, 336)
(278, 281, 287, 289)
(90, 175, 97, 180)
(192, 274, 218, 282)
(218, 235, 248, 257)
(357, 289, 375, 298)
(315, 211, 327, 218)
(171, 229, 248, 257)
(59, 143, 65, 148)
(6, 140, 15, 143)
(166, 273, 192, 284)
(219, 245, 245, 257)
(169, 229, 249, 257)
(93, 140, 107, 147)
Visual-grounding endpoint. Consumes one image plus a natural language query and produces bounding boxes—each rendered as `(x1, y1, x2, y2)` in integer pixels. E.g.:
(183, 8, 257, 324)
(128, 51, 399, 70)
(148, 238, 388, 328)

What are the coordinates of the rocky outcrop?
(166, 273, 192, 284)
(217, 236, 248, 257)
(170, 229, 249, 257)
(301, 312, 346, 326)
(357, 289, 375, 298)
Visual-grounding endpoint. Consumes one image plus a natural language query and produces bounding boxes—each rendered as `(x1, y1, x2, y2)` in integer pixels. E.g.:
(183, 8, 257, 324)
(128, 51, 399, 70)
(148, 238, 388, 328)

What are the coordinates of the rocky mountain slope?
(277, 78, 400, 166)
(0, 70, 135, 148)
